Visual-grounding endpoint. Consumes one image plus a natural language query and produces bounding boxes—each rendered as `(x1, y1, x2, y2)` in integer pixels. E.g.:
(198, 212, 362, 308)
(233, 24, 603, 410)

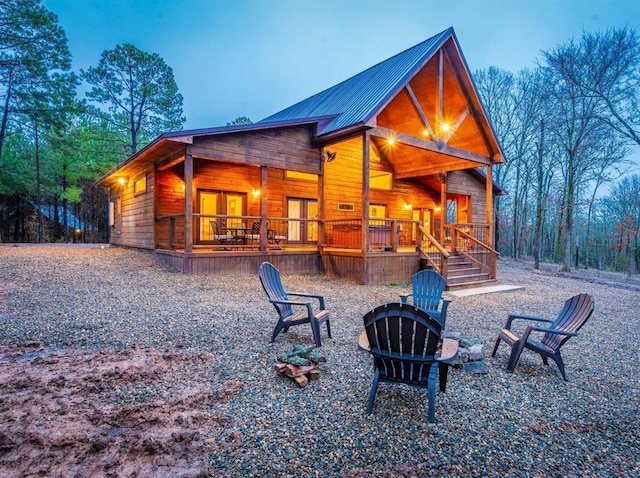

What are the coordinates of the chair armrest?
(358, 330, 370, 351)
(528, 325, 578, 337)
(287, 292, 326, 309)
(399, 293, 412, 304)
(269, 298, 315, 319)
(504, 313, 553, 329)
(436, 337, 459, 364)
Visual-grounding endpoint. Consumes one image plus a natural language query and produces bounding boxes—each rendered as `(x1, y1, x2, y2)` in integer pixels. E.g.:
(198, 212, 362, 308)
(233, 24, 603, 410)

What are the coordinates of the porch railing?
(324, 218, 417, 252)
(155, 214, 317, 251)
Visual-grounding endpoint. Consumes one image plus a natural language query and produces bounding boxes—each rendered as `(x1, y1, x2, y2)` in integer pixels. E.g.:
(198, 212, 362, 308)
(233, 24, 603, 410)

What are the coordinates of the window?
(286, 171, 318, 182)
(133, 175, 147, 195)
(369, 204, 387, 219)
(370, 170, 392, 190)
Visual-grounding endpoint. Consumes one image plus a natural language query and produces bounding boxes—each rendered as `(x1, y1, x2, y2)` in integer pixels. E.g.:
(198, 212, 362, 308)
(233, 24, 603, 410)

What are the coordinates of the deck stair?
(444, 253, 496, 291)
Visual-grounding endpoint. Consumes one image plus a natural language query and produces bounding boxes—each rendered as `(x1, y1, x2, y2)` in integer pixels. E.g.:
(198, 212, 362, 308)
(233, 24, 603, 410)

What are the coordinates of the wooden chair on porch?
(491, 293, 595, 380)
(258, 262, 331, 347)
(210, 221, 235, 248)
(361, 302, 458, 423)
(400, 270, 450, 327)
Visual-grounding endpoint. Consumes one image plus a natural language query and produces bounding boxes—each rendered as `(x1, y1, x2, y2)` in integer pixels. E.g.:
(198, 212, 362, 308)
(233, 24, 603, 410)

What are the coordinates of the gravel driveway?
(0, 244, 638, 477)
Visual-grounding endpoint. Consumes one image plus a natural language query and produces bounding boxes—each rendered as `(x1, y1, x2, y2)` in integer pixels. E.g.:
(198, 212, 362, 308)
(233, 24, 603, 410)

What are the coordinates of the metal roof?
(259, 27, 454, 137)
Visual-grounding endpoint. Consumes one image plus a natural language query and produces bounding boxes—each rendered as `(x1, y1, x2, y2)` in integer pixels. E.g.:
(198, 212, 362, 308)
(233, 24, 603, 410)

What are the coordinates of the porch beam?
(370, 127, 493, 165)
(441, 108, 469, 144)
(394, 160, 484, 179)
(442, 45, 497, 160)
(437, 49, 443, 134)
(260, 165, 268, 251)
(485, 164, 493, 247)
(184, 151, 194, 253)
(405, 84, 436, 140)
(440, 172, 446, 248)
(362, 132, 371, 256)
(318, 149, 325, 246)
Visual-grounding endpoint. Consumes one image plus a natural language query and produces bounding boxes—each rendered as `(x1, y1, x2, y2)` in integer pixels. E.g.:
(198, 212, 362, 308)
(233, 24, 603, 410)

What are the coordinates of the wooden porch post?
(260, 165, 268, 251)
(440, 172, 447, 247)
(318, 149, 325, 247)
(485, 164, 493, 247)
(184, 152, 193, 253)
(362, 132, 371, 254)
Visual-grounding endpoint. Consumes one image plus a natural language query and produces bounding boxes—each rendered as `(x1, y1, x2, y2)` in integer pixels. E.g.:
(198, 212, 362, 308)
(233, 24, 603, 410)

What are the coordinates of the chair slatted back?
(364, 303, 442, 384)
(258, 262, 293, 319)
(542, 293, 595, 350)
(412, 270, 446, 311)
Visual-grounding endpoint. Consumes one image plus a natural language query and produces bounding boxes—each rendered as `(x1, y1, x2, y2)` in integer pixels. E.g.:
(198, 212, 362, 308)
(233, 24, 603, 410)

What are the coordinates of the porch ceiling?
(370, 130, 491, 179)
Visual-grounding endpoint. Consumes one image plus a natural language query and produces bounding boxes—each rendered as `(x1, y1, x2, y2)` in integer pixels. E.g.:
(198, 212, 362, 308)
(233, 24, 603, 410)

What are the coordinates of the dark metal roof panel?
(259, 28, 453, 136)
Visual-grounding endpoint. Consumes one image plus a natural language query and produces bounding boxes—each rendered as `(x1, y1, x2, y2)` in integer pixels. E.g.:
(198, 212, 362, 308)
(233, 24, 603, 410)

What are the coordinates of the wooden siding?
(446, 170, 487, 223)
(324, 135, 439, 223)
(189, 126, 321, 174)
(109, 169, 155, 249)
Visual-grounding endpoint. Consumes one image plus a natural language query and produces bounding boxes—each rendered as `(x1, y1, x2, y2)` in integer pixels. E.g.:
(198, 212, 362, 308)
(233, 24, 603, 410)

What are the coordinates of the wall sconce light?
(325, 150, 337, 162)
(434, 206, 442, 213)
(180, 181, 185, 192)
(117, 177, 128, 187)
(404, 202, 412, 210)
(252, 188, 261, 198)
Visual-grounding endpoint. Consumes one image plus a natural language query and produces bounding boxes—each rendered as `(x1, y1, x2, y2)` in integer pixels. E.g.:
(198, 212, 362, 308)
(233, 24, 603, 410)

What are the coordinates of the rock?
(468, 344, 484, 361)
(462, 360, 489, 374)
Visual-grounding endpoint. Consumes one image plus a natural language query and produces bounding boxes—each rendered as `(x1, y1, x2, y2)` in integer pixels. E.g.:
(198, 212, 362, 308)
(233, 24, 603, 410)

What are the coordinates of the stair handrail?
(453, 227, 499, 255)
(453, 226, 499, 279)
(418, 225, 449, 275)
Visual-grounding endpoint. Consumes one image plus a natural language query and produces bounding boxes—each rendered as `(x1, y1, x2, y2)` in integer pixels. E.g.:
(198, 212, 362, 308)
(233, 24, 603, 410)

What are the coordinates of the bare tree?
(565, 27, 640, 146)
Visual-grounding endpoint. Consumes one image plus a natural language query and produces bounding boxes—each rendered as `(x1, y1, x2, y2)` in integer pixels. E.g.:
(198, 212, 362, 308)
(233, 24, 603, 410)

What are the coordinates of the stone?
(468, 344, 484, 361)
(462, 360, 489, 374)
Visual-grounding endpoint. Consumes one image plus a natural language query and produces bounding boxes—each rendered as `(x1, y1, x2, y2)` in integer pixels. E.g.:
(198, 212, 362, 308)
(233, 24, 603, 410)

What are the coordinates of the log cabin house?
(97, 27, 505, 287)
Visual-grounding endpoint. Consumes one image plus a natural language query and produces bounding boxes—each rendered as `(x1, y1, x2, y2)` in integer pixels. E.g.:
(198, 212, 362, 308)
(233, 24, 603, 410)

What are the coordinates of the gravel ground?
(0, 244, 638, 477)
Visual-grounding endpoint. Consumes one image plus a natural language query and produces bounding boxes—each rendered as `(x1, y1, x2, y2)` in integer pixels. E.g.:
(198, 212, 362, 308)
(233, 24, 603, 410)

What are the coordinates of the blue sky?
(43, 0, 640, 131)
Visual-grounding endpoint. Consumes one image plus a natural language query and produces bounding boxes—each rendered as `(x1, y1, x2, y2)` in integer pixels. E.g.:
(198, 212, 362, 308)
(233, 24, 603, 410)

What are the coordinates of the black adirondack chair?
(258, 262, 331, 347)
(400, 270, 451, 327)
(491, 293, 595, 380)
(362, 302, 458, 423)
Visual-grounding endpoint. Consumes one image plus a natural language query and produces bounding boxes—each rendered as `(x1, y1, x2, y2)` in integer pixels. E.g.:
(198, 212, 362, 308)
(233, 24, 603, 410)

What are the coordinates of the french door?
(287, 198, 318, 244)
(198, 190, 245, 242)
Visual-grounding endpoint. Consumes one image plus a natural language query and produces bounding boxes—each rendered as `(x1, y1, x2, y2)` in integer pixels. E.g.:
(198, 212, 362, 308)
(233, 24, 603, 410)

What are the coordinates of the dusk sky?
(43, 0, 640, 132)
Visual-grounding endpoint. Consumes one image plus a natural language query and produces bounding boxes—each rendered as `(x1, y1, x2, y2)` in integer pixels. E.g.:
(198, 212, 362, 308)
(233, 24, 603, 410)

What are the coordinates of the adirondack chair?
(258, 262, 331, 347)
(491, 293, 595, 380)
(400, 270, 451, 327)
(361, 302, 458, 423)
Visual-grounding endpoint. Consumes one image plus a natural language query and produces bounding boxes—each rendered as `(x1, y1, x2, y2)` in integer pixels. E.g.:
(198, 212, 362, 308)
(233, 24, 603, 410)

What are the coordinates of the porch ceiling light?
(441, 122, 451, 132)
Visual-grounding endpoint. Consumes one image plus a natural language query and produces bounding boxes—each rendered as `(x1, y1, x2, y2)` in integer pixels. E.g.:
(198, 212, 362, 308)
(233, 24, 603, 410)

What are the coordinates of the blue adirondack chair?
(361, 302, 458, 423)
(400, 270, 450, 327)
(258, 262, 331, 347)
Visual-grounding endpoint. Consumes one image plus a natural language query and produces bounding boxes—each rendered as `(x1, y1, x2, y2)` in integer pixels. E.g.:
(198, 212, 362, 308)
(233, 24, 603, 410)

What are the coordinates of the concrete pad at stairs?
(448, 284, 525, 298)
